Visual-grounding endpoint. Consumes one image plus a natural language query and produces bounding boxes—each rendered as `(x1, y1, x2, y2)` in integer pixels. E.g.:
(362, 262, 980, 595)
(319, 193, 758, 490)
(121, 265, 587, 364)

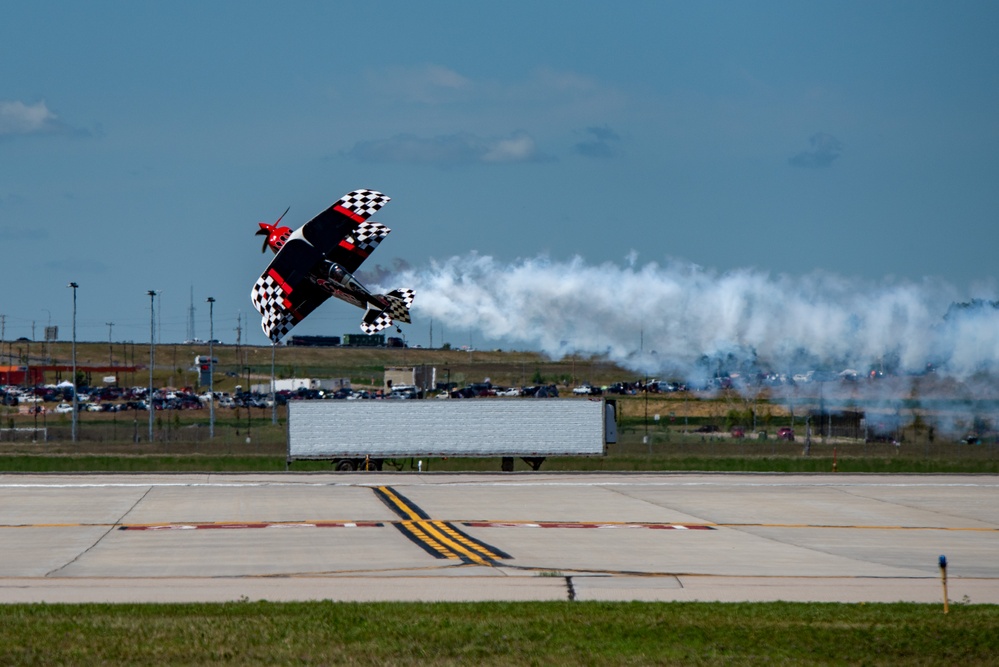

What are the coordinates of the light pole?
(270, 341, 277, 425)
(207, 297, 215, 439)
(147, 290, 156, 443)
(68, 282, 78, 442)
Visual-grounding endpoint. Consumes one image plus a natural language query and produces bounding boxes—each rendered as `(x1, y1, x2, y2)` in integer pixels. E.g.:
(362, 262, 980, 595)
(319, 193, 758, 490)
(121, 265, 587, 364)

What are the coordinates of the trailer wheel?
(334, 459, 357, 472)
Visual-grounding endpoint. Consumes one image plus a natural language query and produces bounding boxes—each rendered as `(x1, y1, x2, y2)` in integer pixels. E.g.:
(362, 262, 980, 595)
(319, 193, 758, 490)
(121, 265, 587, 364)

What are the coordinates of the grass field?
(2, 601, 997, 665)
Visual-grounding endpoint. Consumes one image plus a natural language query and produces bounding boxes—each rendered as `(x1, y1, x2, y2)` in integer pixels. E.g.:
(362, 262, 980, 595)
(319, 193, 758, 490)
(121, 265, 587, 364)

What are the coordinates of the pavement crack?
(46, 486, 153, 577)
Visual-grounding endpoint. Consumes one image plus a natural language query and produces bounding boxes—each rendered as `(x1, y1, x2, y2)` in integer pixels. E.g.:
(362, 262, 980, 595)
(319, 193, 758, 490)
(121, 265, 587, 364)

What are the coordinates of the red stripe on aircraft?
(267, 268, 293, 295)
(334, 204, 365, 223)
(338, 239, 372, 259)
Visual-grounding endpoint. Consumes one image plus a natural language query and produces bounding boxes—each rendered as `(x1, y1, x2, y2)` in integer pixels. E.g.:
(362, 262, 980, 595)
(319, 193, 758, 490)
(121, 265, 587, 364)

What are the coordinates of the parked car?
(54, 403, 74, 414)
(777, 427, 795, 441)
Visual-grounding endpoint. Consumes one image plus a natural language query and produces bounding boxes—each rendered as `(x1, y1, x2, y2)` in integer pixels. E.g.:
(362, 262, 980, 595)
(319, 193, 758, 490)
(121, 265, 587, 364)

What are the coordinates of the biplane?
(250, 189, 414, 343)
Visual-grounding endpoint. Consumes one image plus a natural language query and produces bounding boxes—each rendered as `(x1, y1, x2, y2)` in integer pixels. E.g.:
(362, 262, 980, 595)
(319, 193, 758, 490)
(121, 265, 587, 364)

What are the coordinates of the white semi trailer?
(287, 398, 616, 471)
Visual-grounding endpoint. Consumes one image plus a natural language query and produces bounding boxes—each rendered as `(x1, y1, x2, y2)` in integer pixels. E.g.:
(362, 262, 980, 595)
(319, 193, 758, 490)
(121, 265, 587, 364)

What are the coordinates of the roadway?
(1, 472, 997, 603)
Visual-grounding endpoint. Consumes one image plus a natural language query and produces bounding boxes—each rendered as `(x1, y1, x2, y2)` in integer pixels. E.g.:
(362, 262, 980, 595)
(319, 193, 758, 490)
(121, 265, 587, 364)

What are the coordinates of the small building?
(385, 366, 436, 394)
(0, 366, 44, 385)
(251, 378, 351, 394)
(342, 333, 385, 347)
(808, 410, 864, 440)
(287, 335, 341, 347)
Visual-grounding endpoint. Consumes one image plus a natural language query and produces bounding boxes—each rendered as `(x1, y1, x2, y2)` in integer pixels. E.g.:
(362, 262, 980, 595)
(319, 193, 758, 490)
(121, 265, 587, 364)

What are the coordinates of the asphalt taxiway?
(1, 472, 997, 603)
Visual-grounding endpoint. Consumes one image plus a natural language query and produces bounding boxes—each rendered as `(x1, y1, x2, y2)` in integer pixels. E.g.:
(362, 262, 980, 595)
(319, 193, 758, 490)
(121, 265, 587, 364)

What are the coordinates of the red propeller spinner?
(255, 206, 291, 253)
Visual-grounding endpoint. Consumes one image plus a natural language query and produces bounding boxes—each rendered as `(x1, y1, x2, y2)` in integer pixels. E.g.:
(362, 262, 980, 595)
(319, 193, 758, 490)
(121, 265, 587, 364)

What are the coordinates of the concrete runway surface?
(1, 472, 997, 604)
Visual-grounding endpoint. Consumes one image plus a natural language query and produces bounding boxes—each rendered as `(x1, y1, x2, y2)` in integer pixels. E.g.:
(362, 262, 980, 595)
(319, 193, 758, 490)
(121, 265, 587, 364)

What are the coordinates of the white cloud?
(789, 132, 843, 168)
(0, 100, 64, 136)
(347, 130, 551, 166)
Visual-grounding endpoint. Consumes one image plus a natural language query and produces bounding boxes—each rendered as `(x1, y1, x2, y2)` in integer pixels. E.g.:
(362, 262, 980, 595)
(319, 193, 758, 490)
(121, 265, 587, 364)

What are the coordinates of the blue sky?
(3, 2, 999, 374)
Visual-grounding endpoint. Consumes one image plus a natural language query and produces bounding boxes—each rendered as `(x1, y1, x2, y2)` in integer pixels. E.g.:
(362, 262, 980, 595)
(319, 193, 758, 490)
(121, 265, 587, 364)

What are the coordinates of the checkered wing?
(250, 238, 329, 343)
(335, 189, 390, 220)
(251, 273, 297, 343)
(300, 189, 392, 274)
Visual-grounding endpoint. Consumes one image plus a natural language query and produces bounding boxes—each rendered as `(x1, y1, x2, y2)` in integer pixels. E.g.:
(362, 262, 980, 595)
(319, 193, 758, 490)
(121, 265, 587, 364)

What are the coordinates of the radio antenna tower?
(186, 286, 196, 342)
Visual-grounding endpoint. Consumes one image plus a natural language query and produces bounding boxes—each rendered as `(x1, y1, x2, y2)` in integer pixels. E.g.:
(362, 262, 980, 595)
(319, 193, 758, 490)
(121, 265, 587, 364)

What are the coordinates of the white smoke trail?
(394, 253, 999, 383)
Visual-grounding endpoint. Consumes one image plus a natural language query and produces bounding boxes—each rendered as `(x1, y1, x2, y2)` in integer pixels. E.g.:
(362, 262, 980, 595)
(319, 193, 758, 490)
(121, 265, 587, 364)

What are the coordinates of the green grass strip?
(1, 601, 997, 665)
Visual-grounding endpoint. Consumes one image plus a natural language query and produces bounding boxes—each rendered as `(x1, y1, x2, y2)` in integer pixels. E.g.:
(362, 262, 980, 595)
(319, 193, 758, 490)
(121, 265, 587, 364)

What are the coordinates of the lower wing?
(250, 240, 328, 343)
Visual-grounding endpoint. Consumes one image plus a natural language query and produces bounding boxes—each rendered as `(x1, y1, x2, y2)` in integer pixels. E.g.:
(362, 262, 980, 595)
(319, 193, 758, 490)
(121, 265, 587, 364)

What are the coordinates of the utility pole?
(106, 322, 114, 367)
(187, 286, 196, 343)
(68, 283, 78, 442)
(207, 297, 215, 439)
(271, 342, 277, 425)
(148, 290, 157, 443)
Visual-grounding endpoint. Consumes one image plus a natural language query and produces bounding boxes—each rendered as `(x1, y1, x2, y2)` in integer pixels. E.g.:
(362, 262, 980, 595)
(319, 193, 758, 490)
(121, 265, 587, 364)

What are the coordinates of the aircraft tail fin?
(359, 289, 415, 334)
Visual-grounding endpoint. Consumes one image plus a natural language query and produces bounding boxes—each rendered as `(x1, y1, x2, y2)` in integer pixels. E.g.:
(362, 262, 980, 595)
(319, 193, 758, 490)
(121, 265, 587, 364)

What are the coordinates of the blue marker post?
(938, 555, 949, 614)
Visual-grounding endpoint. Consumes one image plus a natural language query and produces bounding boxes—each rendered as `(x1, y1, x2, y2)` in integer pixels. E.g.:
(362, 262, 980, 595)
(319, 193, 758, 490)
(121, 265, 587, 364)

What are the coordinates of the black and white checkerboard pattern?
(337, 189, 390, 219)
(361, 312, 393, 334)
(251, 274, 296, 342)
(346, 221, 390, 253)
(389, 288, 416, 316)
(359, 289, 415, 334)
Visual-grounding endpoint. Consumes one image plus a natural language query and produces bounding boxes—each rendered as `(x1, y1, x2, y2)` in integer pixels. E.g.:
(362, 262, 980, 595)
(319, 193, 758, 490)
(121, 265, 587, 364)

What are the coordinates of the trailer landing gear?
(502, 457, 546, 472)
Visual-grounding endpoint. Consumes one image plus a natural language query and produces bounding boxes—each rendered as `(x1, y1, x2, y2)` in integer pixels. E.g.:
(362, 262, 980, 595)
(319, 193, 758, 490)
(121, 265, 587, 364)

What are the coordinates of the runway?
(1, 472, 997, 603)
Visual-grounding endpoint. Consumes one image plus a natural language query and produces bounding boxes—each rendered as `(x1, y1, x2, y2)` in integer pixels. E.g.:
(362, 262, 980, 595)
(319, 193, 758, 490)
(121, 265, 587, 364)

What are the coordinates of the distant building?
(342, 333, 385, 347)
(287, 335, 341, 347)
(385, 366, 436, 394)
(0, 366, 44, 385)
(250, 378, 351, 394)
(808, 410, 864, 439)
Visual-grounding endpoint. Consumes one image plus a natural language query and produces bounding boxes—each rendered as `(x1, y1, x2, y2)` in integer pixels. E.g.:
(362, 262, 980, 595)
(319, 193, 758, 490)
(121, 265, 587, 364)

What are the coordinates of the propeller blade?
(275, 206, 290, 226)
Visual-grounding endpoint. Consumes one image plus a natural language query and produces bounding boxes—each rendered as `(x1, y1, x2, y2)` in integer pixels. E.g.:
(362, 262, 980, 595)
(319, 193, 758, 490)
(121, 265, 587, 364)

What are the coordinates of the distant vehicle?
(730, 426, 745, 438)
(694, 425, 720, 433)
(54, 403, 74, 414)
(573, 385, 595, 395)
(777, 427, 795, 441)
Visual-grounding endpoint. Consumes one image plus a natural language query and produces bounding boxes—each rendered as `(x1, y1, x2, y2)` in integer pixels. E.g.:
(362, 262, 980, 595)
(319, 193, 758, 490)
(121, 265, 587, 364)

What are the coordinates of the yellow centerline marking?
(376, 486, 502, 565)
(399, 520, 459, 559)
(377, 486, 425, 521)
(431, 521, 506, 560)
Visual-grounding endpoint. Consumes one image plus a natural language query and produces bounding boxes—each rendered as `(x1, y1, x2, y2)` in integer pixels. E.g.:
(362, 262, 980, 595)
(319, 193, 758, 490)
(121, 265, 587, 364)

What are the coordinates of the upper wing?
(299, 189, 392, 274)
(250, 238, 329, 343)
